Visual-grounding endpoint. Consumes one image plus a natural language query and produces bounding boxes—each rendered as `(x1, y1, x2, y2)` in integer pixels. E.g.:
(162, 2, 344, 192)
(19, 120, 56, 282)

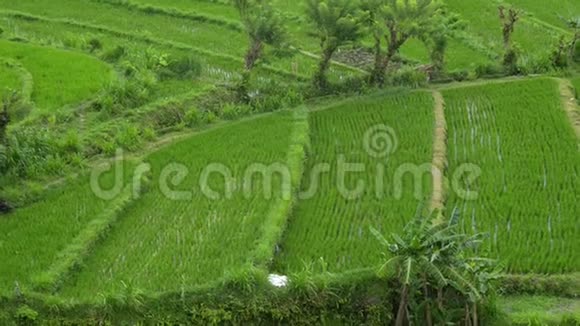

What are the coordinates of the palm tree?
(305, 0, 364, 90)
(419, 8, 464, 77)
(233, 0, 287, 99)
(369, 0, 442, 85)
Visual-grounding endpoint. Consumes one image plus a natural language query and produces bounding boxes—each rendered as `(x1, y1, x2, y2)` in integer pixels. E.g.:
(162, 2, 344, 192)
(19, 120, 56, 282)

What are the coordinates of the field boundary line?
(248, 106, 310, 269)
(0, 10, 308, 81)
(433, 75, 547, 90)
(0, 57, 34, 104)
(430, 90, 447, 214)
(555, 78, 580, 141)
(90, 0, 245, 31)
(30, 180, 149, 293)
(522, 16, 572, 37)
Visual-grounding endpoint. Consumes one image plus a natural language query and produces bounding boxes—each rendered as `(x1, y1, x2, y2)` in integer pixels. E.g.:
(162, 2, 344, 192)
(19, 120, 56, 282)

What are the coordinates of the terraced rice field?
(0, 161, 135, 292)
(443, 78, 580, 274)
(444, 0, 559, 56)
(0, 0, 360, 80)
(0, 39, 111, 110)
(0, 0, 579, 323)
(62, 112, 296, 297)
(275, 92, 435, 273)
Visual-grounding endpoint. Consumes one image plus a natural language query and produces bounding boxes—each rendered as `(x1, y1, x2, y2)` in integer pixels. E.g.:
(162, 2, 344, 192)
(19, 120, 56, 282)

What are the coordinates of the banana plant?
(233, 0, 287, 99)
(371, 208, 482, 326)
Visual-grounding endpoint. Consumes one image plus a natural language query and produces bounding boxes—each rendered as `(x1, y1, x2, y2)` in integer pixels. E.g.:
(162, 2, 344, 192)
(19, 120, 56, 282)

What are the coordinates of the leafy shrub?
(389, 67, 428, 88)
(185, 108, 201, 127)
(120, 61, 139, 78)
(87, 37, 103, 53)
(157, 55, 202, 80)
(204, 111, 217, 124)
(58, 130, 82, 155)
(141, 127, 156, 141)
(221, 103, 252, 120)
(500, 274, 580, 297)
(101, 45, 126, 63)
(475, 63, 505, 78)
(221, 103, 238, 120)
(448, 69, 470, 82)
(94, 71, 156, 114)
(518, 53, 554, 75)
(503, 46, 520, 75)
(14, 305, 38, 323)
(0, 144, 7, 173)
(573, 41, 580, 63)
(115, 123, 142, 151)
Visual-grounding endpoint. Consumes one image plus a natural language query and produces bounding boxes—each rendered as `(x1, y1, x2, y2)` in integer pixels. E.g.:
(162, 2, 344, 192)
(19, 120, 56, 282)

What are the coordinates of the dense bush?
(475, 63, 505, 78)
(157, 55, 202, 81)
(0, 270, 395, 325)
(93, 70, 156, 114)
(500, 274, 580, 298)
(389, 66, 428, 88)
(100, 45, 126, 63)
(573, 41, 580, 63)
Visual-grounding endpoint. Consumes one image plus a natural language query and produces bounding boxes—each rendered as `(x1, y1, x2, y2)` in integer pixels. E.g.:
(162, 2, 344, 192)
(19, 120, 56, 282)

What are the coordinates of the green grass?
(500, 295, 580, 325)
(0, 14, 246, 90)
(275, 91, 435, 274)
(444, 0, 561, 57)
(443, 79, 580, 274)
(508, 0, 579, 29)
(0, 39, 111, 111)
(61, 112, 295, 298)
(0, 161, 135, 292)
(0, 58, 22, 98)
(0, 0, 358, 80)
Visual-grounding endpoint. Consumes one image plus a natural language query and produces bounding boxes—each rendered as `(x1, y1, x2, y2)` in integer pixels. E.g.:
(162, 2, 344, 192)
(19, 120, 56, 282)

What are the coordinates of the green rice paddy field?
(0, 0, 578, 323)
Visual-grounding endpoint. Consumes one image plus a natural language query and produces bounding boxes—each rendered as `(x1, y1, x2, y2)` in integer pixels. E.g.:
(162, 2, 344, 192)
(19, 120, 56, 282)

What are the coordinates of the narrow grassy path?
(430, 90, 447, 213)
(556, 78, 580, 140)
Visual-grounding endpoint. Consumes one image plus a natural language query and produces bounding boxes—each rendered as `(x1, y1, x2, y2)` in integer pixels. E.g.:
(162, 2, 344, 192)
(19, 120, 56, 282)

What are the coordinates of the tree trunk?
(569, 34, 579, 60)
(238, 38, 263, 102)
(423, 275, 433, 326)
(314, 46, 334, 90)
(380, 24, 408, 83)
(370, 33, 384, 85)
(502, 27, 511, 51)
(395, 284, 409, 326)
(464, 303, 471, 326)
(472, 303, 478, 326)
(437, 287, 444, 310)
(244, 38, 263, 71)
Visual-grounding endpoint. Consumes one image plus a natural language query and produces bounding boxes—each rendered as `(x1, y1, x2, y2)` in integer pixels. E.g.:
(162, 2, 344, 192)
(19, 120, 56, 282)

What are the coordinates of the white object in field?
(268, 274, 289, 287)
